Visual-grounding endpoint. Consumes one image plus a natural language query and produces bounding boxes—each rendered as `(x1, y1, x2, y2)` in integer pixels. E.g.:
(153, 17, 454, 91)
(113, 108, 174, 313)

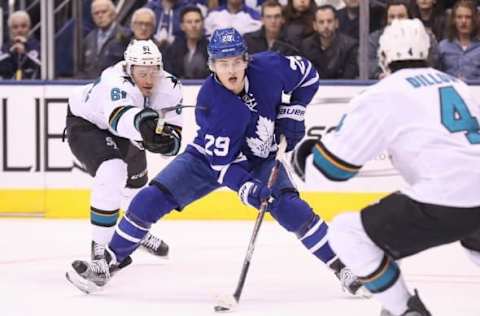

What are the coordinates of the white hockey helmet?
(124, 39, 163, 76)
(378, 18, 430, 73)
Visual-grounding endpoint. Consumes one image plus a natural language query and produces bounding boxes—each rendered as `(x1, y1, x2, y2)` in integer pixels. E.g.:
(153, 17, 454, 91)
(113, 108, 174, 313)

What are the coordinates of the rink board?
(0, 189, 385, 220)
(4, 79, 473, 219)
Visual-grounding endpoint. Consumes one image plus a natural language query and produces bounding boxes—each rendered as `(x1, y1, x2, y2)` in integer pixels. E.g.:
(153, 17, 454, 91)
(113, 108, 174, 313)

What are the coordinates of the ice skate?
(335, 265, 370, 297)
(91, 240, 132, 273)
(330, 259, 370, 297)
(91, 240, 106, 260)
(380, 290, 431, 316)
(140, 232, 169, 257)
(66, 258, 111, 294)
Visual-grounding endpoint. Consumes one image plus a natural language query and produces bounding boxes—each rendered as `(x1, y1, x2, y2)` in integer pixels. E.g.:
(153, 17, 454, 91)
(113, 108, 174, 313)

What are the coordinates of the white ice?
(1, 218, 479, 316)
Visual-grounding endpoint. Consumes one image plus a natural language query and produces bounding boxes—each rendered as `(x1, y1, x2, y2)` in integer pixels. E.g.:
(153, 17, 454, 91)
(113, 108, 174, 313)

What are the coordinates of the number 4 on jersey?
(439, 86, 480, 144)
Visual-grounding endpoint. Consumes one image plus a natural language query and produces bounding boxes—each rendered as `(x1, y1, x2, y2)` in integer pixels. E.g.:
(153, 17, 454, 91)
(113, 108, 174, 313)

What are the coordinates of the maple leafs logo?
(246, 116, 276, 158)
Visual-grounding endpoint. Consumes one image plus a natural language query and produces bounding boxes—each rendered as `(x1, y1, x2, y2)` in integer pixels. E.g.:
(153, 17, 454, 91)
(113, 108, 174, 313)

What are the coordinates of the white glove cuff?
(238, 181, 255, 208)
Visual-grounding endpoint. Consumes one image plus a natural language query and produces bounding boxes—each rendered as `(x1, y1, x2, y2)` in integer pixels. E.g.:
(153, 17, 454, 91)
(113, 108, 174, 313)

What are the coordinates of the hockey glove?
(275, 104, 306, 152)
(290, 138, 317, 182)
(134, 108, 182, 155)
(238, 179, 272, 209)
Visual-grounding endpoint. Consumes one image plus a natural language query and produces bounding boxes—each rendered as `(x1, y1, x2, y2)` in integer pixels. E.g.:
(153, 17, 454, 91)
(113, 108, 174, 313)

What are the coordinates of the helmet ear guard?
(378, 19, 430, 73)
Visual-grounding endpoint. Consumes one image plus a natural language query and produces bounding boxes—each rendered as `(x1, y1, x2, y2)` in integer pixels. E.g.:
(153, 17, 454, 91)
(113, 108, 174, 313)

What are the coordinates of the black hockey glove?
(134, 108, 182, 155)
(290, 138, 317, 181)
(275, 104, 306, 152)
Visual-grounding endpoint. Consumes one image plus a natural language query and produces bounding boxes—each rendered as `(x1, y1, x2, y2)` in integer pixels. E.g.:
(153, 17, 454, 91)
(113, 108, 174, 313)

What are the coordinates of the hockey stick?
(155, 104, 207, 133)
(214, 136, 288, 313)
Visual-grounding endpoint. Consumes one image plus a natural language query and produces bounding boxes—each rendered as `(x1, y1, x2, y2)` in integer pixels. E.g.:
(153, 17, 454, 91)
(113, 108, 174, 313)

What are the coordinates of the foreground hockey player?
(66, 39, 182, 266)
(294, 19, 480, 315)
(66, 27, 363, 296)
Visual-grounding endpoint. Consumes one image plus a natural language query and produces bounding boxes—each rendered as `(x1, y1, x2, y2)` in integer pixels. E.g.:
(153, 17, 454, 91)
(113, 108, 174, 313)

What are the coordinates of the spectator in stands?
(438, 0, 480, 80)
(145, 0, 187, 50)
(79, 0, 130, 79)
(0, 10, 40, 79)
(300, 5, 358, 78)
(368, 0, 439, 79)
(369, 0, 389, 32)
(337, 0, 359, 40)
(243, 0, 299, 55)
(283, 0, 317, 47)
(130, 8, 157, 41)
(204, 0, 262, 35)
(412, 0, 447, 41)
(129, 7, 165, 52)
(207, 0, 280, 12)
(164, 6, 210, 78)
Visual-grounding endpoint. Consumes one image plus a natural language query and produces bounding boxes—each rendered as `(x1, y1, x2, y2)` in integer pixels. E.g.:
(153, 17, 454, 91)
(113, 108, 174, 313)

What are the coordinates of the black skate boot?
(140, 232, 169, 257)
(91, 240, 132, 272)
(66, 258, 111, 294)
(330, 259, 370, 297)
(380, 290, 431, 316)
(106, 247, 133, 274)
(91, 240, 106, 260)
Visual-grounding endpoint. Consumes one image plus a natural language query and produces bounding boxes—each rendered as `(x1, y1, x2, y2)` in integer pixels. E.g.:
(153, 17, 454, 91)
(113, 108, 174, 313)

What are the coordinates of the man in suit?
(78, 0, 130, 79)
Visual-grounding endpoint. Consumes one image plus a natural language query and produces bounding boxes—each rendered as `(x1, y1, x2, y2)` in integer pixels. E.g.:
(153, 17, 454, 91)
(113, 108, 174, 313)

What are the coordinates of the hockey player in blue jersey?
(65, 27, 363, 296)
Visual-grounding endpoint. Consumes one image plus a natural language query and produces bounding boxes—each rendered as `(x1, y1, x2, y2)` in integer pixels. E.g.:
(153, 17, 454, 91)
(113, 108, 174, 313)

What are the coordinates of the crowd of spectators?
(1, 0, 480, 81)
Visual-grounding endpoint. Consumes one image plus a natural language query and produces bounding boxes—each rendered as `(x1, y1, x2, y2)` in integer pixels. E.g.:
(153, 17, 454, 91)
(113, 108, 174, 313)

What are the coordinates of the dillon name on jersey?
(188, 51, 319, 183)
(68, 61, 183, 141)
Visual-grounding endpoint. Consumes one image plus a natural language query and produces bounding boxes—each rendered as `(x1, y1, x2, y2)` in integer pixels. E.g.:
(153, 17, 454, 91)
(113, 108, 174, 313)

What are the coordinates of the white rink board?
(1, 82, 480, 192)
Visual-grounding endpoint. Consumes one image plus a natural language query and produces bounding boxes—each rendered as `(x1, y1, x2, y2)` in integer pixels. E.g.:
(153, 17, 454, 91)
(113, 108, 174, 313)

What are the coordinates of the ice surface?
(1, 219, 479, 316)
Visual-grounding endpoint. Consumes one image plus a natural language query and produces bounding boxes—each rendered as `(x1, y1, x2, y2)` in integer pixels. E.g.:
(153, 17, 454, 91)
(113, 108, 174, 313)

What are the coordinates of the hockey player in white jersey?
(293, 19, 480, 315)
(66, 39, 183, 267)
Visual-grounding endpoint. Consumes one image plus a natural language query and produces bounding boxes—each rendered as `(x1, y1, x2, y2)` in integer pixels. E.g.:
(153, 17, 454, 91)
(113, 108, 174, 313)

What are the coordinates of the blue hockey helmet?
(207, 27, 247, 60)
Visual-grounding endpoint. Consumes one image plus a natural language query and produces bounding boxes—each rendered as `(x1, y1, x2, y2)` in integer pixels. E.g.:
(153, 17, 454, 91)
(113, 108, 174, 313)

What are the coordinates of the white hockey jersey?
(313, 67, 480, 207)
(68, 62, 183, 141)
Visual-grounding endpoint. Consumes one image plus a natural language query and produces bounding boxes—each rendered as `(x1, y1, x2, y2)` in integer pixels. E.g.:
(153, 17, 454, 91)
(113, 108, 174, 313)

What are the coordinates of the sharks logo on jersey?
(246, 116, 276, 158)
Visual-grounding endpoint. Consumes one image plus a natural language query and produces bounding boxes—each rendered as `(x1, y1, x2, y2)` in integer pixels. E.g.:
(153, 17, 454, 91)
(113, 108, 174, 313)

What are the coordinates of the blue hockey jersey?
(186, 51, 319, 191)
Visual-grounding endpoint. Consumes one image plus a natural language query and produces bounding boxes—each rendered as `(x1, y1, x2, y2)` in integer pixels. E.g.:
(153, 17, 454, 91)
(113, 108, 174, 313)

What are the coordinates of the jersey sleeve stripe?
(294, 61, 313, 91)
(300, 72, 320, 88)
(312, 142, 361, 181)
(109, 105, 135, 131)
(287, 59, 317, 93)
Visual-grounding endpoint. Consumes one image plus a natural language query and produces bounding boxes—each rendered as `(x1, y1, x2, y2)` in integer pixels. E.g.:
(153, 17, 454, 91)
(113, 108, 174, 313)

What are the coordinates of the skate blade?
(140, 247, 170, 259)
(343, 285, 372, 299)
(65, 269, 103, 294)
(356, 286, 372, 299)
